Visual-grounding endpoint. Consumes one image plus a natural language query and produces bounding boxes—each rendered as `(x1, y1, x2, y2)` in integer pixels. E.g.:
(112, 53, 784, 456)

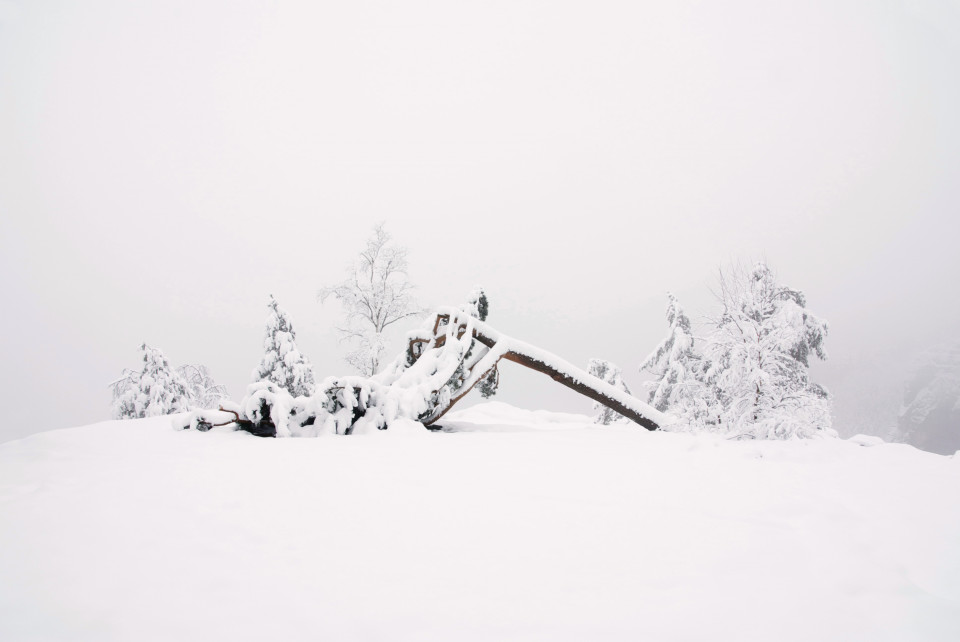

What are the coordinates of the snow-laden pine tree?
(462, 286, 489, 322)
(460, 286, 498, 398)
(252, 295, 316, 397)
(587, 358, 632, 424)
(476, 363, 499, 399)
(639, 292, 714, 426)
(442, 287, 499, 399)
(110, 368, 139, 419)
(705, 262, 831, 439)
(320, 224, 422, 376)
(177, 364, 229, 410)
(111, 343, 191, 419)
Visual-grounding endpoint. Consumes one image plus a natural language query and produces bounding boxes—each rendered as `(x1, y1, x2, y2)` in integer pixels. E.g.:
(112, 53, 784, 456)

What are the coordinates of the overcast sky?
(1, 0, 958, 442)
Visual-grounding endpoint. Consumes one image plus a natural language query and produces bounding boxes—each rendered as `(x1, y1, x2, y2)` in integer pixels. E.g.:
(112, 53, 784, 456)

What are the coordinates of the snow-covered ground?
(1, 402, 958, 641)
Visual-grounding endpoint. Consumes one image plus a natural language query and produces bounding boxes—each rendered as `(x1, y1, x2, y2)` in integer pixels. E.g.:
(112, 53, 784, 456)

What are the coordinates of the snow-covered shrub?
(177, 364, 229, 410)
(317, 376, 394, 435)
(705, 262, 832, 439)
(111, 343, 191, 419)
(252, 295, 316, 397)
(587, 359, 632, 424)
(110, 369, 139, 419)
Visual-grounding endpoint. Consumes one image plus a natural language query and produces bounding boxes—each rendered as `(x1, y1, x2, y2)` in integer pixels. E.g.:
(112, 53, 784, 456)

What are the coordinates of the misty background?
(1, 0, 958, 444)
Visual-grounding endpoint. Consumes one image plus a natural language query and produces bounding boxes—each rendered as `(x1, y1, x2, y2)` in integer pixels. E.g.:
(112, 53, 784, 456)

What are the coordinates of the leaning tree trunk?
(413, 311, 667, 431)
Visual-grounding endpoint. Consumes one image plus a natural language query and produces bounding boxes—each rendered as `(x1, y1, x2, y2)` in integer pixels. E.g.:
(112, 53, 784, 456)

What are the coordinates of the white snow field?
(1, 402, 958, 642)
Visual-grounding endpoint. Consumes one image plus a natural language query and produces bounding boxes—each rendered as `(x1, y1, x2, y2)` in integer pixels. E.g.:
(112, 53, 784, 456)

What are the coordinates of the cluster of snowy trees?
(590, 262, 832, 439)
(111, 224, 429, 420)
(110, 344, 228, 419)
(112, 293, 320, 419)
(112, 223, 834, 442)
(177, 299, 659, 439)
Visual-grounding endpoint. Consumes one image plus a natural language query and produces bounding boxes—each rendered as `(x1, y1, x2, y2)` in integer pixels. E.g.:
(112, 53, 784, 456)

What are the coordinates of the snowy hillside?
(1, 403, 958, 641)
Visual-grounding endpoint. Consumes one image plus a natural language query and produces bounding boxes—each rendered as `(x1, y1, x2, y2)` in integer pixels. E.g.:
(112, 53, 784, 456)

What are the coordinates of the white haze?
(1, 0, 958, 442)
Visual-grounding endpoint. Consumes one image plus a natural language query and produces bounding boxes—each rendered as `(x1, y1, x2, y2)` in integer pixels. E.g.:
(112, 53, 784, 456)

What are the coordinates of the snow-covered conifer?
(705, 262, 831, 439)
(111, 343, 191, 419)
(252, 295, 316, 397)
(462, 286, 489, 322)
(477, 366, 499, 399)
(110, 368, 139, 419)
(587, 358, 632, 424)
(462, 286, 497, 397)
(639, 292, 713, 425)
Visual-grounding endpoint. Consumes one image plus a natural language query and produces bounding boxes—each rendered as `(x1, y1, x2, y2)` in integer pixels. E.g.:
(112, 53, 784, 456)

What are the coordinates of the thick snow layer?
(1, 404, 958, 641)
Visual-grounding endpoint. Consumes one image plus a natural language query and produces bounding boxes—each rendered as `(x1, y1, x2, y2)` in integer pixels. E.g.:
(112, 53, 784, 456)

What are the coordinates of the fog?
(2, 0, 958, 443)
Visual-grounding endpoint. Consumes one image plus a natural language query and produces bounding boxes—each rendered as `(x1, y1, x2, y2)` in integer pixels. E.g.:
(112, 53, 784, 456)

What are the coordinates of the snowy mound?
(441, 400, 594, 430)
(1, 404, 959, 641)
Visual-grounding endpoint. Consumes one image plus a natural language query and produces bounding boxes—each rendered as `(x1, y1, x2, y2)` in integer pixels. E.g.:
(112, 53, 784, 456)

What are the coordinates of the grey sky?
(2, 0, 958, 442)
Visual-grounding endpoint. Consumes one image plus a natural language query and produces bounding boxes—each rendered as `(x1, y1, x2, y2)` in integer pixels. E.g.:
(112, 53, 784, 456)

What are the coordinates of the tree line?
(112, 225, 835, 440)
(590, 262, 831, 439)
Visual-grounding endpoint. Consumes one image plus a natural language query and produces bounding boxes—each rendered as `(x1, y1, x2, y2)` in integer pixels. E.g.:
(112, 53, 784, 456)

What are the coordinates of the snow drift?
(1, 403, 958, 641)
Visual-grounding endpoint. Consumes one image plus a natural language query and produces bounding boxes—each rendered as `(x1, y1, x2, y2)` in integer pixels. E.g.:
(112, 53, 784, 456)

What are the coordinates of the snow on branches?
(461, 286, 498, 398)
(112, 345, 231, 420)
(179, 306, 670, 438)
(639, 292, 711, 424)
(112, 343, 191, 419)
(587, 359, 631, 425)
(639, 264, 833, 439)
(177, 364, 229, 410)
(705, 262, 831, 439)
(252, 295, 316, 397)
(462, 286, 489, 322)
(319, 223, 423, 376)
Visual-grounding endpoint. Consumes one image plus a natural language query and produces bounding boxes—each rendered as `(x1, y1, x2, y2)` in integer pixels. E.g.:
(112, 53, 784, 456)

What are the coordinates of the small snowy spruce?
(111, 343, 191, 419)
(462, 286, 489, 322)
(587, 359, 632, 424)
(461, 286, 498, 398)
(705, 262, 831, 439)
(320, 223, 423, 376)
(252, 295, 316, 397)
(639, 292, 714, 426)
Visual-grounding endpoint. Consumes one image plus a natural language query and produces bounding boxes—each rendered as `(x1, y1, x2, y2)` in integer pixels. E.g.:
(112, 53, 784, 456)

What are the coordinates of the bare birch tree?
(319, 224, 422, 376)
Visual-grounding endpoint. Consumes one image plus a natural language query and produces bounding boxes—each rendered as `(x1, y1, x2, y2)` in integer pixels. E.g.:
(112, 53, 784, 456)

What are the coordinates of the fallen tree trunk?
(180, 307, 671, 438)
(416, 311, 668, 431)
